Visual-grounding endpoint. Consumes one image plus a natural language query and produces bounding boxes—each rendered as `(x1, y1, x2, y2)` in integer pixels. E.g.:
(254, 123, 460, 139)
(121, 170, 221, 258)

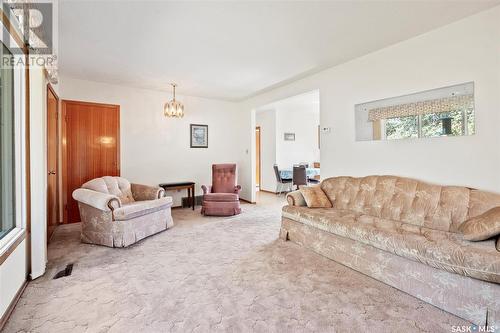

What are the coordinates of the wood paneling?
(46, 84, 59, 240)
(62, 100, 120, 223)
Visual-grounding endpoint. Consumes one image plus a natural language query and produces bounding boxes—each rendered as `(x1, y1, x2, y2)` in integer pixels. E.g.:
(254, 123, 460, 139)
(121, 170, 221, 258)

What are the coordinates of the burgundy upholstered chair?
(201, 164, 242, 216)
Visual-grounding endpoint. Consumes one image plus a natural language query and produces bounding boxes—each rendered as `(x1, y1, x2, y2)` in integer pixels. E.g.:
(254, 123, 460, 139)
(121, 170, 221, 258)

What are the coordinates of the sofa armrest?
(286, 190, 307, 207)
(131, 183, 165, 201)
(201, 185, 212, 195)
(72, 188, 121, 211)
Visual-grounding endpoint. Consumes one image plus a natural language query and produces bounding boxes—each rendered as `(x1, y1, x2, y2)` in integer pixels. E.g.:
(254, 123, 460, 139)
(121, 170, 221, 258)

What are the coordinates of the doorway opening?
(46, 84, 60, 243)
(255, 126, 261, 191)
(253, 90, 320, 202)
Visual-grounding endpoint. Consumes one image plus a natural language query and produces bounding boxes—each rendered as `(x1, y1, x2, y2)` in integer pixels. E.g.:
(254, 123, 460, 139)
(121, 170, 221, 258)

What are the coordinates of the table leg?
(191, 184, 195, 210)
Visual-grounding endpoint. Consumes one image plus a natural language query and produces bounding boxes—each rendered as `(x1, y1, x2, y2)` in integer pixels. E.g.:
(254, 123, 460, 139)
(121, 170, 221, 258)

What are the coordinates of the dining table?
(280, 167, 320, 180)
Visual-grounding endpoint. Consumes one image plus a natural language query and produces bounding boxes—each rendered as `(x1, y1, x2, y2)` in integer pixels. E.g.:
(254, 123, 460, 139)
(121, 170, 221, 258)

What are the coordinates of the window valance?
(368, 94, 474, 121)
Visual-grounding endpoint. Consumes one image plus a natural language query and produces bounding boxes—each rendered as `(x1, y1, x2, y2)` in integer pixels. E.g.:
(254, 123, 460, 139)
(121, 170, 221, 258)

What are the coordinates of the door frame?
(255, 126, 261, 191)
(61, 100, 121, 223)
(46, 83, 59, 241)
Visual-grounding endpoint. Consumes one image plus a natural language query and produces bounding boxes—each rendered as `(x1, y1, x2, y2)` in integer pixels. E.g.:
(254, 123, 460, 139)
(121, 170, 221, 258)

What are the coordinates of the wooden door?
(46, 84, 59, 240)
(255, 126, 261, 189)
(62, 100, 120, 223)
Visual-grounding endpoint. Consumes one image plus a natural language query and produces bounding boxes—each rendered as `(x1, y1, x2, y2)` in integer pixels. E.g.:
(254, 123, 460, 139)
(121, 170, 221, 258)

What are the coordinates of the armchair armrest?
(286, 190, 307, 207)
(131, 183, 165, 201)
(234, 185, 241, 194)
(201, 185, 212, 195)
(72, 188, 121, 211)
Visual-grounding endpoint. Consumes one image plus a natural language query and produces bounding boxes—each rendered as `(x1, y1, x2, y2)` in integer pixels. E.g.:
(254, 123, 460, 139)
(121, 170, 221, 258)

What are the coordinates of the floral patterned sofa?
(281, 176, 500, 327)
(72, 176, 174, 247)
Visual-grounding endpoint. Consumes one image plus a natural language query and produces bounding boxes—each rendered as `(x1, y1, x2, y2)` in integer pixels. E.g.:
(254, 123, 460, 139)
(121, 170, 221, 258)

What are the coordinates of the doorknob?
(48, 170, 56, 175)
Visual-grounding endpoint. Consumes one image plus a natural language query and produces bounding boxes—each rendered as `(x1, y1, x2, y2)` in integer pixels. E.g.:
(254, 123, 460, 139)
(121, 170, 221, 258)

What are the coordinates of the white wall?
(0, 239, 26, 317)
(255, 109, 277, 192)
(59, 77, 249, 205)
(243, 6, 500, 202)
(275, 104, 320, 168)
(29, 67, 48, 279)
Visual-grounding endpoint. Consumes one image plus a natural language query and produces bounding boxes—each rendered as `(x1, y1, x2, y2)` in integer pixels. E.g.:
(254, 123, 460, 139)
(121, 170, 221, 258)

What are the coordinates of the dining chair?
(273, 164, 292, 195)
(293, 165, 308, 190)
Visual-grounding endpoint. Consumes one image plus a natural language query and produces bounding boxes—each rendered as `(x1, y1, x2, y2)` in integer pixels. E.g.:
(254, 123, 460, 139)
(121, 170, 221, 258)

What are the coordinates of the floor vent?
(53, 264, 74, 279)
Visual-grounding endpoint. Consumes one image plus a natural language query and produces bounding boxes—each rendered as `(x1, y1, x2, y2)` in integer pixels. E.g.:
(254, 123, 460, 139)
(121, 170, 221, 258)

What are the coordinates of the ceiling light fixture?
(164, 83, 184, 118)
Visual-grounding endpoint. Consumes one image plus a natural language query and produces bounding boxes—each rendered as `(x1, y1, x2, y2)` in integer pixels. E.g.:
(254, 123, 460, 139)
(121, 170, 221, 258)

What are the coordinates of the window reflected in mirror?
(355, 82, 475, 141)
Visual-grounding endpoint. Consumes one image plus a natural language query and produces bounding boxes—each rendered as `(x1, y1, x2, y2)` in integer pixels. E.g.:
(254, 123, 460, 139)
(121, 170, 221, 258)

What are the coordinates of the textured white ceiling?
(59, 1, 499, 101)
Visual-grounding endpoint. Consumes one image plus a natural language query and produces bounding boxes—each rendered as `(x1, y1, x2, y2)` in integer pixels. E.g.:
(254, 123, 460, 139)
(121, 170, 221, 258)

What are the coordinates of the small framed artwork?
(284, 132, 295, 141)
(190, 124, 208, 148)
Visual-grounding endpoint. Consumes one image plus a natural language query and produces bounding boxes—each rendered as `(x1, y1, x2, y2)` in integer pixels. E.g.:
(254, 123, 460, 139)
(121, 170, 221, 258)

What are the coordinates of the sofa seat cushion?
(113, 197, 173, 221)
(203, 193, 239, 202)
(282, 206, 500, 283)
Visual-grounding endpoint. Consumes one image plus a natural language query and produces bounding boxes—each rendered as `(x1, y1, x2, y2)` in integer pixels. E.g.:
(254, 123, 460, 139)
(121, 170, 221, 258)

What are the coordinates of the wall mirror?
(355, 82, 475, 141)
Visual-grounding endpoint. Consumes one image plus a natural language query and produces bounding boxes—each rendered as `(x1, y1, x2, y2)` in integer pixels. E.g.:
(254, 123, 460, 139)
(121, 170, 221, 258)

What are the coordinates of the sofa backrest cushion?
(82, 176, 135, 204)
(320, 176, 500, 233)
(212, 164, 237, 193)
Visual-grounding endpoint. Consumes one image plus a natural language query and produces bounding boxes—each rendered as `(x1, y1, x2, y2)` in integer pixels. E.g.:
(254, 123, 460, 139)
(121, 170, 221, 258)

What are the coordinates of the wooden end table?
(159, 182, 196, 210)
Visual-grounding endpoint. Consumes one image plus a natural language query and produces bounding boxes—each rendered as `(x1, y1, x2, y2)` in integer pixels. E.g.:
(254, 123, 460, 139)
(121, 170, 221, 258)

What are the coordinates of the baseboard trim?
(0, 279, 28, 331)
(258, 189, 277, 194)
(240, 198, 255, 204)
(30, 267, 46, 280)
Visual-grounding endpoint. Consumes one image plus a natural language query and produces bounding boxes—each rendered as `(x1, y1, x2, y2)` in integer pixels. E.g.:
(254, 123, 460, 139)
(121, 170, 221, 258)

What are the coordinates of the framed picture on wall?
(190, 124, 208, 148)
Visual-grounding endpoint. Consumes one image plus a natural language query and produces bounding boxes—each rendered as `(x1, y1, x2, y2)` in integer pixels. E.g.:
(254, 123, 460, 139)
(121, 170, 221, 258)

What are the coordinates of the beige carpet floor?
(4, 196, 469, 332)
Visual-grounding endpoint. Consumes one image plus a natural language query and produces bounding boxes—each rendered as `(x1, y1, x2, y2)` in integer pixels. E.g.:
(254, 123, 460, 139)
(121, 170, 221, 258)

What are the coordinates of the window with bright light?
(0, 42, 16, 240)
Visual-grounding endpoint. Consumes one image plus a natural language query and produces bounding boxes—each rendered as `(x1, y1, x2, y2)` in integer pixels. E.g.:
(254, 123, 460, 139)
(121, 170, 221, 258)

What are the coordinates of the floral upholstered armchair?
(72, 176, 173, 247)
(201, 164, 242, 216)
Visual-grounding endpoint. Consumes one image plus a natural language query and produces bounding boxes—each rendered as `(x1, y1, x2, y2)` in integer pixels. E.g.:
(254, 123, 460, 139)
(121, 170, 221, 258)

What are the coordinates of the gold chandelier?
(164, 83, 184, 118)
